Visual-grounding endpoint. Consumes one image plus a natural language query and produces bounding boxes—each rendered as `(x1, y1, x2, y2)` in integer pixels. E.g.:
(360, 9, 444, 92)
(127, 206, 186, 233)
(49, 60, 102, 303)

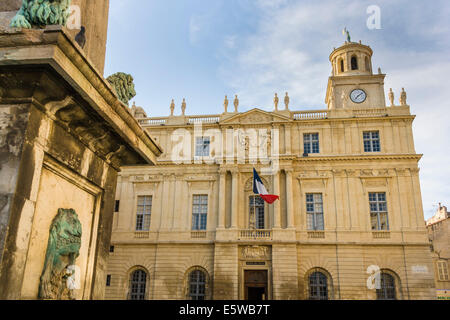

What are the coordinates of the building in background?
(105, 40, 435, 300)
(427, 204, 450, 300)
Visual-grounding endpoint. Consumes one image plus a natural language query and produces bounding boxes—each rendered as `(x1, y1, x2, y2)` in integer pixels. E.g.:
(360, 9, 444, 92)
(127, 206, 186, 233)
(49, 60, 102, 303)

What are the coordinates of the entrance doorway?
(244, 270, 268, 300)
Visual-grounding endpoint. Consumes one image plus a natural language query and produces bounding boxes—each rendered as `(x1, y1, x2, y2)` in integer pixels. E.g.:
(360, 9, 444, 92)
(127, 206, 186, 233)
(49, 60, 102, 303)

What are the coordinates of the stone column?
(217, 170, 226, 228)
(231, 169, 239, 229)
(285, 169, 294, 228)
(273, 171, 281, 228)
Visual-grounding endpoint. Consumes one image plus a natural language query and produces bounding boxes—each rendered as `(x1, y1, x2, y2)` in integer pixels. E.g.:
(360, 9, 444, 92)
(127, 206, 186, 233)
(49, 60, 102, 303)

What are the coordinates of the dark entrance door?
(244, 270, 268, 300)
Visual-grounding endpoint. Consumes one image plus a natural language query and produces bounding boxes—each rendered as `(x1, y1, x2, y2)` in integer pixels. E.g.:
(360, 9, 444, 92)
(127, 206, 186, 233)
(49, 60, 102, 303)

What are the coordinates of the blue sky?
(105, 0, 450, 219)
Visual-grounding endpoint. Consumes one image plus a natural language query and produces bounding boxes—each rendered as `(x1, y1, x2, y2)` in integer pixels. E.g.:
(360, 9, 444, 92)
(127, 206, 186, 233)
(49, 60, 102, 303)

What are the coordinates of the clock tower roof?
(330, 41, 374, 77)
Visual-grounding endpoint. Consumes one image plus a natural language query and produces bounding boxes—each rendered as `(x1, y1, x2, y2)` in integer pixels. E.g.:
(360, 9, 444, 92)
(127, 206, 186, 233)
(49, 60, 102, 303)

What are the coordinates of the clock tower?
(325, 40, 387, 109)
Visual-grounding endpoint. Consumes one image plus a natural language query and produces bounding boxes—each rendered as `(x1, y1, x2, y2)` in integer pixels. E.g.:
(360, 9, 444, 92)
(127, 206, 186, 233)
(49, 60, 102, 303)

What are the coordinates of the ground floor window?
(189, 270, 206, 300)
(309, 271, 328, 300)
(129, 269, 147, 300)
(376, 273, 396, 300)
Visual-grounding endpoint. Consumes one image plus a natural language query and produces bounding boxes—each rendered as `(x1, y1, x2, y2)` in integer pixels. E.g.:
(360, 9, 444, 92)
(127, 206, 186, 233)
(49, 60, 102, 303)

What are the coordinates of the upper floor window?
(351, 56, 358, 70)
(249, 195, 265, 229)
(369, 192, 389, 231)
(136, 195, 152, 231)
(306, 193, 324, 230)
(309, 271, 328, 300)
(129, 269, 147, 300)
(339, 59, 344, 73)
(437, 261, 449, 281)
(189, 270, 206, 300)
(195, 136, 210, 157)
(192, 195, 208, 230)
(376, 273, 396, 300)
(363, 131, 381, 152)
(114, 200, 120, 212)
(304, 133, 320, 154)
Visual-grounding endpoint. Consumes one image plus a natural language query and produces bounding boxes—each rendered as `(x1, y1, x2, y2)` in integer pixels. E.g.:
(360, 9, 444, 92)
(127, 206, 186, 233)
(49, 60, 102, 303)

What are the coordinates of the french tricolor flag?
(253, 168, 279, 204)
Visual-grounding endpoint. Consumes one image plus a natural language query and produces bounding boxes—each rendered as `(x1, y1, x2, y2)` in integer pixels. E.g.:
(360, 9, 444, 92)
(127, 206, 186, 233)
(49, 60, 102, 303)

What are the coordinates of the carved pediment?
(221, 109, 290, 125)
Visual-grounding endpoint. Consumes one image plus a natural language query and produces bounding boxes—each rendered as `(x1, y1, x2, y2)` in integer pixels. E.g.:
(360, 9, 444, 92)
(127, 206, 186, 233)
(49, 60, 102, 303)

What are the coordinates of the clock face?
(350, 89, 367, 103)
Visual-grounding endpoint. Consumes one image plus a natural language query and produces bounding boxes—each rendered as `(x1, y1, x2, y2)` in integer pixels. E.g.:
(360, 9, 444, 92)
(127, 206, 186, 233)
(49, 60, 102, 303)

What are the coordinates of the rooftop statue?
(10, 0, 72, 29)
(342, 27, 351, 42)
(107, 72, 136, 106)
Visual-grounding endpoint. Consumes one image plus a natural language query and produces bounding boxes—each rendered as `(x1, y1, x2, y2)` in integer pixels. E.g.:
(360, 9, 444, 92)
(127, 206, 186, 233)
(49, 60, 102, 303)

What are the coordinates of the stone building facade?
(427, 204, 450, 299)
(105, 41, 435, 300)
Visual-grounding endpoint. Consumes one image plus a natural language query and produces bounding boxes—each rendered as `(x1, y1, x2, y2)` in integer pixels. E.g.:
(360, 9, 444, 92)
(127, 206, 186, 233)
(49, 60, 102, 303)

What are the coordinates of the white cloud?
(219, 0, 450, 219)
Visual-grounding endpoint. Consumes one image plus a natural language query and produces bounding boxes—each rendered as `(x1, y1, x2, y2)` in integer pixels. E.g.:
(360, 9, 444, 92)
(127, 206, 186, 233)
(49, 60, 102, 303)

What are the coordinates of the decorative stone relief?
(39, 209, 82, 300)
(241, 246, 270, 259)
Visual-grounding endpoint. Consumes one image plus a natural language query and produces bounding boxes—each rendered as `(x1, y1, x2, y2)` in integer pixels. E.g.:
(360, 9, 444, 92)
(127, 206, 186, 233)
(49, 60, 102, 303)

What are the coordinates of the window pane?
(129, 270, 147, 300)
(309, 272, 328, 300)
(193, 195, 208, 230)
(369, 192, 389, 231)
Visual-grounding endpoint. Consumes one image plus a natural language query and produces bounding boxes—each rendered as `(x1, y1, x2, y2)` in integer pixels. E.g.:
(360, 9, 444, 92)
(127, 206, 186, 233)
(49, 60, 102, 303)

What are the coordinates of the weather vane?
(342, 27, 351, 42)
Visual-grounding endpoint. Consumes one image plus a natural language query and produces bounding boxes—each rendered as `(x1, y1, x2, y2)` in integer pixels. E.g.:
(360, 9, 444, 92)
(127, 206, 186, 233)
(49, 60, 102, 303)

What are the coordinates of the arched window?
(376, 273, 396, 300)
(351, 56, 358, 70)
(339, 59, 344, 73)
(309, 271, 328, 300)
(189, 270, 206, 300)
(129, 269, 147, 300)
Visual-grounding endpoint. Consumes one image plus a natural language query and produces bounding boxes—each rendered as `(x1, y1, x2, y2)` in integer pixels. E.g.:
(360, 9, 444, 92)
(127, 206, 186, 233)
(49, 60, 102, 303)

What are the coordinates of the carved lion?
(10, 0, 72, 29)
(106, 72, 137, 106)
(38, 208, 82, 300)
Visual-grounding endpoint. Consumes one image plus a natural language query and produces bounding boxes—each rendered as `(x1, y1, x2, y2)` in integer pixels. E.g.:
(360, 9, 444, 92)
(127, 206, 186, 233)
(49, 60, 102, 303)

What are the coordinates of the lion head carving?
(106, 72, 137, 106)
(38, 208, 82, 300)
(10, 0, 72, 29)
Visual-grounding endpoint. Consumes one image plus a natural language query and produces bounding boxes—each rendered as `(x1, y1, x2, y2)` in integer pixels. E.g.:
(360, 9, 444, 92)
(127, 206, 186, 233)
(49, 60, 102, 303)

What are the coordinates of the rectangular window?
(109, 245, 115, 253)
(437, 261, 449, 281)
(249, 196, 265, 229)
(304, 133, 320, 154)
(192, 195, 208, 230)
(195, 137, 210, 157)
(136, 196, 152, 231)
(114, 200, 120, 212)
(306, 194, 324, 230)
(106, 275, 111, 287)
(369, 192, 389, 231)
(363, 131, 381, 152)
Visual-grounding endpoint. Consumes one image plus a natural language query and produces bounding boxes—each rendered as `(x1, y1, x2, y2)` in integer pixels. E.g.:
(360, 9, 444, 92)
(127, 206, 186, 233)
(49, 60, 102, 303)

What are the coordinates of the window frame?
(195, 136, 211, 157)
(363, 131, 381, 153)
(308, 271, 329, 300)
(249, 195, 265, 230)
(303, 133, 320, 154)
(437, 260, 449, 281)
(192, 194, 208, 231)
(376, 272, 397, 300)
(128, 269, 148, 300)
(369, 192, 390, 231)
(135, 195, 153, 231)
(306, 193, 324, 231)
(189, 270, 207, 300)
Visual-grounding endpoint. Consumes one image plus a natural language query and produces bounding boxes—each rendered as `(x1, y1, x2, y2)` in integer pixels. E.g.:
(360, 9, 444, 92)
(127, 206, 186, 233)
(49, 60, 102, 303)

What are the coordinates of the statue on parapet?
(107, 72, 136, 106)
(274, 93, 279, 111)
(284, 92, 290, 110)
(400, 88, 407, 105)
(10, 0, 72, 29)
(224, 95, 229, 113)
(388, 88, 395, 106)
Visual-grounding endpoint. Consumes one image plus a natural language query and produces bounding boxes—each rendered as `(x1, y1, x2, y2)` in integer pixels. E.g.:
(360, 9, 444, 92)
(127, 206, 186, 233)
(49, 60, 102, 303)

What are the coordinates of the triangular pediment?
(220, 108, 291, 124)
